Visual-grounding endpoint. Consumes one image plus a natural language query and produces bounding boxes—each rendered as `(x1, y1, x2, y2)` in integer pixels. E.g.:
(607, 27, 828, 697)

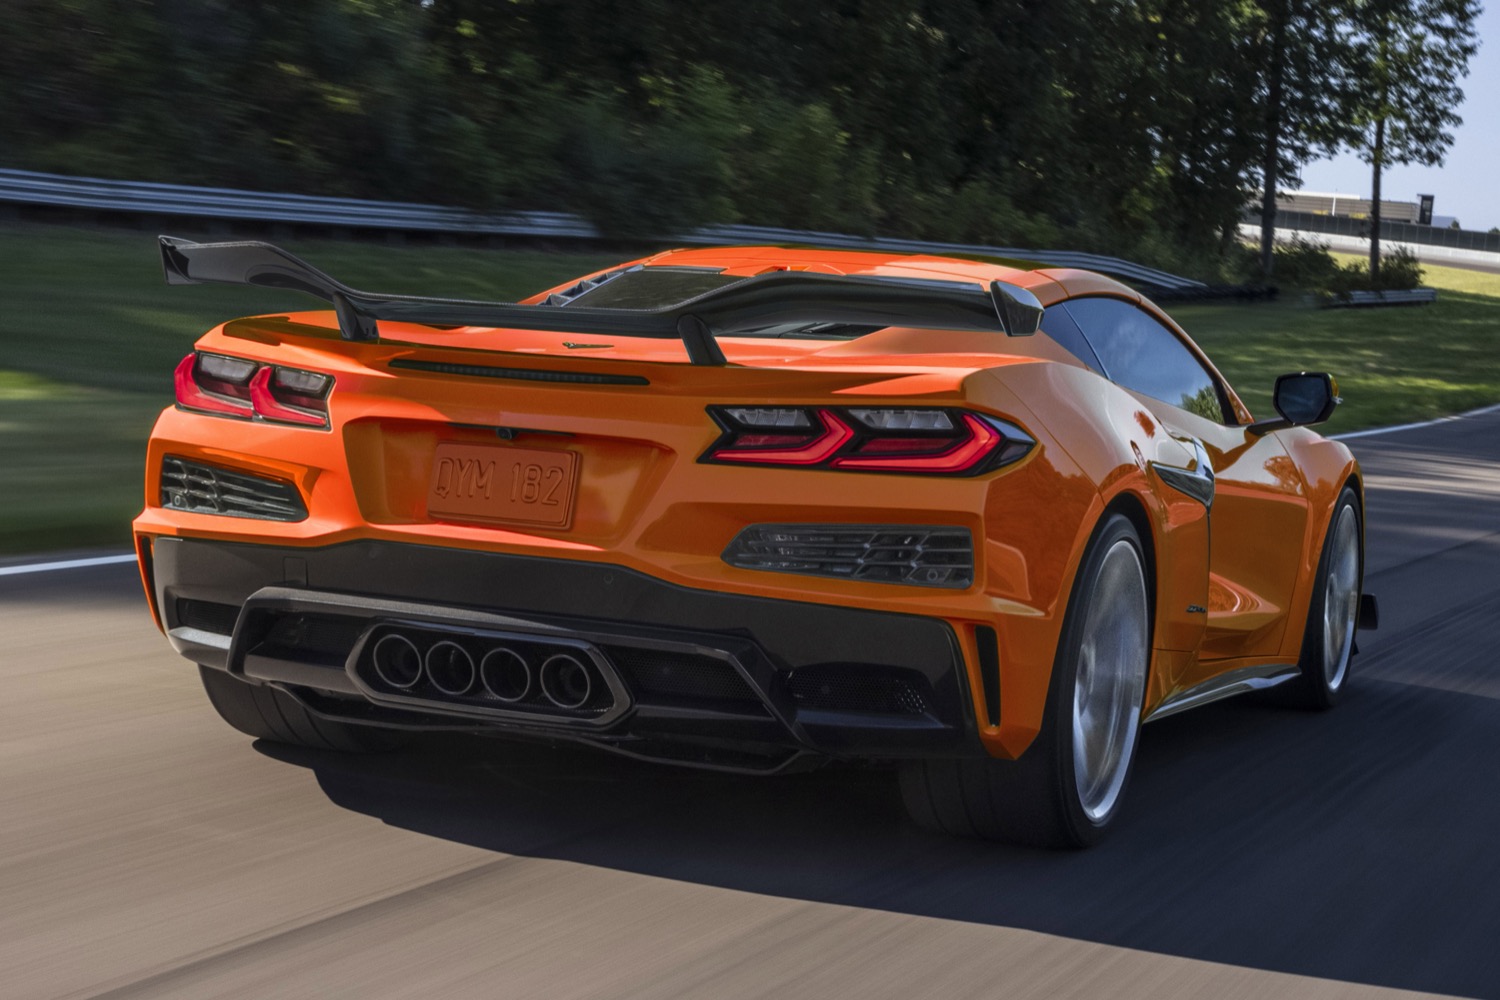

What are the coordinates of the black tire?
(900, 512, 1151, 848)
(199, 666, 407, 753)
(1285, 486, 1363, 709)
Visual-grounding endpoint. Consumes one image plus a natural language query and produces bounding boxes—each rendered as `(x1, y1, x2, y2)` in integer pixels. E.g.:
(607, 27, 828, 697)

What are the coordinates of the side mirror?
(1249, 372, 1340, 435)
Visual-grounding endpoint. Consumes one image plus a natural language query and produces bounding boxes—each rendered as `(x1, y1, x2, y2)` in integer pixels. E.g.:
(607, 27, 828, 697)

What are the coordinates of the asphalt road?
(4, 410, 1500, 1000)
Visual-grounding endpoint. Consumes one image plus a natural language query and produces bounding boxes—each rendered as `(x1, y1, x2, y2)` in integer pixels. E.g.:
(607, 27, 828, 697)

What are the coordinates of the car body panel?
(134, 245, 1359, 767)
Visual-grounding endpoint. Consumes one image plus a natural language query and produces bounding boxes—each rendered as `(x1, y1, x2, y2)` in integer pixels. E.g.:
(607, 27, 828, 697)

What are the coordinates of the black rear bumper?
(149, 536, 983, 770)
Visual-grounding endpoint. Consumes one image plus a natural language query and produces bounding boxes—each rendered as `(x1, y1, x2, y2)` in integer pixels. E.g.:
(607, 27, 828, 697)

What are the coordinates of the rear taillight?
(703, 406, 1032, 475)
(175, 352, 334, 429)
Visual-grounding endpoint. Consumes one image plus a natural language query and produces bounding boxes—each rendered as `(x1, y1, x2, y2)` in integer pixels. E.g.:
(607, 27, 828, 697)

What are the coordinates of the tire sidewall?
(1044, 512, 1151, 846)
(1299, 486, 1363, 708)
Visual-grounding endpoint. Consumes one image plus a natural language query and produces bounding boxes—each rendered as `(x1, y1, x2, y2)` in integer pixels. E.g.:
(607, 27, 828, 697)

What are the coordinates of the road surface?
(4, 410, 1500, 999)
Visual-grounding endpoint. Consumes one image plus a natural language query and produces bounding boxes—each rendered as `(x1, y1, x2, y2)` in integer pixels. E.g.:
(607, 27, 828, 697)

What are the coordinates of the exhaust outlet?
(371, 633, 423, 689)
(480, 647, 532, 703)
(425, 640, 476, 696)
(540, 653, 593, 709)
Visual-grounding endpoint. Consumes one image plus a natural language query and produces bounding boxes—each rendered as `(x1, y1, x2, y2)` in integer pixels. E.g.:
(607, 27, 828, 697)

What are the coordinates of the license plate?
(428, 443, 579, 529)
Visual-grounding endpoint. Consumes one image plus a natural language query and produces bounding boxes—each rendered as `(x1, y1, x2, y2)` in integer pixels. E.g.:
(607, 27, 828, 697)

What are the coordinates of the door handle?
(1151, 438, 1215, 509)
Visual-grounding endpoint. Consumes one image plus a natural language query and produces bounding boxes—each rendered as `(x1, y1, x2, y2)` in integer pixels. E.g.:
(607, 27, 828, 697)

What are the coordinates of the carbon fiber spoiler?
(159, 236, 1041, 365)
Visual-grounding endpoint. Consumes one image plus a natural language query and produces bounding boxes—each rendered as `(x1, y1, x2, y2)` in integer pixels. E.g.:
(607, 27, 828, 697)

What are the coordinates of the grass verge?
(0, 223, 620, 553)
(1, 222, 1497, 553)
(1175, 258, 1500, 435)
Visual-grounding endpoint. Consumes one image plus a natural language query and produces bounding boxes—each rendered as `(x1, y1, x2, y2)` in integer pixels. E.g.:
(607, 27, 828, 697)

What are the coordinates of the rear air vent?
(604, 645, 766, 710)
(389, 359, 649, 386)
(160, 457, 307, 521)
(175, 598, 240, 636)
(787, 667, 932, 716)
(255, 614, 366, 666)
(723, 524, 974, 588)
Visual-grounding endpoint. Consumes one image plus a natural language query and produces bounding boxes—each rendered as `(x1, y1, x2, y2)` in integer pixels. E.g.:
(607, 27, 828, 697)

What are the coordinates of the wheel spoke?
(1071, 539, 1148, 823)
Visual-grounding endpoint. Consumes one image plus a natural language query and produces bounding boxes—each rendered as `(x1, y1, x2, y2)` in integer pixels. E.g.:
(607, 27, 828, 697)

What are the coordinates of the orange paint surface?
(135, 246, 1358, 759)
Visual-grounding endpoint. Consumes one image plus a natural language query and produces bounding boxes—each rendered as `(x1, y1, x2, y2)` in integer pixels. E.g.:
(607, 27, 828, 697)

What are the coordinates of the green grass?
(1, 221, 1497, 554)
(0, 222, 621, 553)
(1174, 259, 1500, 435)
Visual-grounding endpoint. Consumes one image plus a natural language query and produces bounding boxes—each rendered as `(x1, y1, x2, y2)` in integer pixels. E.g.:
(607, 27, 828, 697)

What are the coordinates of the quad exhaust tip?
(425, 640, 476, 696)
(540, 653, 593, 709)
(480, 647, 532, 703)
(371, 633, 423, 689)
(360, 628, 608, 715)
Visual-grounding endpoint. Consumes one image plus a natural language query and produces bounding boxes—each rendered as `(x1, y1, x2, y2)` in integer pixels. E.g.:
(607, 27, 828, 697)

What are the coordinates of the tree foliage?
(1339, 0, 1482, 276)
(0, 0, 1480, 278)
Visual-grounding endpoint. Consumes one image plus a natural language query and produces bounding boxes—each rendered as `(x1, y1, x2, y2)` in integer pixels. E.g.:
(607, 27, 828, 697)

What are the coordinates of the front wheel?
(900, 512, 1151, 848)
(1287, 487, 1363, 709)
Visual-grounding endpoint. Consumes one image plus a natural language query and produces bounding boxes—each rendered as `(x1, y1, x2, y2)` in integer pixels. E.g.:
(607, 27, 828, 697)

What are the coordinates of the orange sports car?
(134, 238, 1377, 847)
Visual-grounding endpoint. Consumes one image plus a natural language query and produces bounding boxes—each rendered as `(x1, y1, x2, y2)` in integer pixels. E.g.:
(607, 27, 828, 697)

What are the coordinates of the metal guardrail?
(1261, 208, 1500, 255)
(0, 167, 1205, 291)
(1318, 288, 1439, 309)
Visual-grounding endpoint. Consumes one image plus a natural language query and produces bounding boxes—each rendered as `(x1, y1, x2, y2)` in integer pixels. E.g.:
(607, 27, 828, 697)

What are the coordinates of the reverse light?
(249, 367, 332, 427)
(847, 409, 955, 432)
(704, 406, 1032, 476)
(176, 352, 334, 429)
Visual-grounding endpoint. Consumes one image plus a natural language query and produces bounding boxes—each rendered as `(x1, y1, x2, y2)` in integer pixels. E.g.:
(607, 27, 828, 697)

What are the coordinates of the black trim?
(388, 359, 650, 386)
(976, 625, 1001, 726)
(158, 236, 1039, 364)
(152, 537, 981, 762)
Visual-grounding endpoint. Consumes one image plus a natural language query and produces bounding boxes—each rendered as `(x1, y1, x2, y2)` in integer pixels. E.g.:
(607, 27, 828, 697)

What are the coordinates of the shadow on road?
(260, 669, 1500, 998)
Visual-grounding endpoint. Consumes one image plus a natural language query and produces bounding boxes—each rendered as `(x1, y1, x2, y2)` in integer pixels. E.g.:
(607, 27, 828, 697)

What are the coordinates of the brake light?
(709, 409, 854, 465)
(174, 354, 252, 417)
(175, 352, 334, 429)
(704, 406, 1032, 475)
(833, 413, 1001, 473)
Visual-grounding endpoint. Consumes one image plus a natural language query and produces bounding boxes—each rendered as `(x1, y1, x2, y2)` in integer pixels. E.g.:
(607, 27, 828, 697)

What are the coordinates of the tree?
(1343, 0, 1480, 279)
(1254, 0, 1362, 276)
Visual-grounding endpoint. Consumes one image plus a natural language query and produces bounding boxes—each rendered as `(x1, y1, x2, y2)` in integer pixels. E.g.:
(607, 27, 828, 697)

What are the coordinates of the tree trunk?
(1370, 115, 1385, 281)
(1259, 0, 1289, 277)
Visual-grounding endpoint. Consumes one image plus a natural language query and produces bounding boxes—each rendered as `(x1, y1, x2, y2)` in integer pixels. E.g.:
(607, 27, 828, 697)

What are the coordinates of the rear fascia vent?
(160, 456, 307, 522)
(723, 524, 974, 588)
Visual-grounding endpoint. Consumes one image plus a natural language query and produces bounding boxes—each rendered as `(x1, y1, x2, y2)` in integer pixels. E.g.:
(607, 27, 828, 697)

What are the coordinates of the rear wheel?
(199, 666, 406, 753)
(900, 513, 1151, 847)
(1287, 487, 1362, 709)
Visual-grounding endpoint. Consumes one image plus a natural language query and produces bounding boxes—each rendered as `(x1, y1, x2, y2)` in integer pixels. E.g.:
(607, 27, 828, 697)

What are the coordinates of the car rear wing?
(159, 236, 1041, 366)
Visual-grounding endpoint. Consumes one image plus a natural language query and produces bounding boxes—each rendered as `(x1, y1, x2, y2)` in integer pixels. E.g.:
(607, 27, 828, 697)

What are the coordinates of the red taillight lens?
(704, 406, 1031, 475)
(175, 352, 333, 429)
(175, 354, 252, 417)
(710, 409, 854, 465)
(833, 413, 1001, 473)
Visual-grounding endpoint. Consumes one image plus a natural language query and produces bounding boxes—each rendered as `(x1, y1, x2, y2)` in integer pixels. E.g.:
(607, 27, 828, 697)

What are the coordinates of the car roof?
(627, 246, 1138, 305)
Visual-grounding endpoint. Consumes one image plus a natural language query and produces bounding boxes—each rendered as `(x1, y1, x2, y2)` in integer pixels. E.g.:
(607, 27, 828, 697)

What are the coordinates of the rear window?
(563, 268, 740, 309)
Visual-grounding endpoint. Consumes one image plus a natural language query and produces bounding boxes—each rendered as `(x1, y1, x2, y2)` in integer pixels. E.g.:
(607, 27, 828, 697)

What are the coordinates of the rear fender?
(985, 363, 1211, 728)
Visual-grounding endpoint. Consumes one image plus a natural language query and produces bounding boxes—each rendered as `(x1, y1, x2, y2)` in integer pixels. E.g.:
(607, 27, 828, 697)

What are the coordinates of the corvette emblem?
(562, 341, 612, 349)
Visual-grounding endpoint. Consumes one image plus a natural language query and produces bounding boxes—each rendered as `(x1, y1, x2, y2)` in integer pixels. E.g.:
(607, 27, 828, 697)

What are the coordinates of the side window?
(1040, 305, 1105, 373)
(1063, 298, 1228, 423)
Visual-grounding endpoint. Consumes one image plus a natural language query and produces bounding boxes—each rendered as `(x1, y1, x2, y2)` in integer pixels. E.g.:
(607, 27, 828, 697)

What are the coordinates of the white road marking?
(0, 553, 137, 577)
(1333, 402, 1500, 441)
